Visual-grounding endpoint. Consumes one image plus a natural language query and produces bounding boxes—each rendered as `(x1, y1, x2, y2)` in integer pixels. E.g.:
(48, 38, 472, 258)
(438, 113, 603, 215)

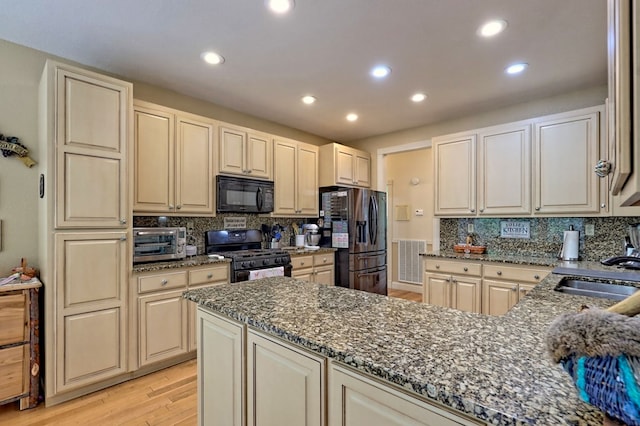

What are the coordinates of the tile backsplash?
(440, 217, 640, 261)
(134, 215, 317, 254)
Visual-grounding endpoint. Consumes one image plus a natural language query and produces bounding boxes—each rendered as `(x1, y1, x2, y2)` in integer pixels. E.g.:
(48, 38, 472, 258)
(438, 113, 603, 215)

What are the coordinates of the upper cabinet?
(133, 101, 215, 216)
(434, 122, 530, 216)
(319, 143, 371, 188)
(219, 124, 273, 180)
(273, 138, 319, 217)
(533, 108, 603, 215)
(41, 62, 131, 229)
(434, 106, 606, 217)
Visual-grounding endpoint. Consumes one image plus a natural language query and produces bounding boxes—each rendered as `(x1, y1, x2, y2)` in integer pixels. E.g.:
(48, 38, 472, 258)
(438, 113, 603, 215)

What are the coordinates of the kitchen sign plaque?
(500, 221, 530, 239)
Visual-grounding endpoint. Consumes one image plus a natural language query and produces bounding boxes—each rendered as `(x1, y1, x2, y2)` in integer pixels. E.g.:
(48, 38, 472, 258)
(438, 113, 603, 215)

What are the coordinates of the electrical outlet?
(186, 221, 194, 231)
(585, 224, 595, 236)
(467, 223, 474, 233)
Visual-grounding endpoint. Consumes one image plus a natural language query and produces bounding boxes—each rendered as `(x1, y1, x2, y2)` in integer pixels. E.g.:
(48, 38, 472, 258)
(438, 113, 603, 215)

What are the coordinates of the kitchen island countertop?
(183, 267, 640, 425)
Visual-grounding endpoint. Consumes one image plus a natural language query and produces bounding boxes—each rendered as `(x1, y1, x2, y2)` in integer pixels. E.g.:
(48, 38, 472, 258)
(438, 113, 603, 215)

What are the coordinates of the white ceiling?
(0, 0, 606, 143)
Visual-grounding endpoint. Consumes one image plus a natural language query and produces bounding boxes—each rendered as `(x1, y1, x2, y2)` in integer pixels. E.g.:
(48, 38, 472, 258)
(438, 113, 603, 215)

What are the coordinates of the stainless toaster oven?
(133, 227, 187, 263)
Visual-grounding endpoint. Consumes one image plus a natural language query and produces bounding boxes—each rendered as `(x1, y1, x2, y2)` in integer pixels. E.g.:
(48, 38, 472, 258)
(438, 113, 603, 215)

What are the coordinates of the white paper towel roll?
(561, 230, 579, 260)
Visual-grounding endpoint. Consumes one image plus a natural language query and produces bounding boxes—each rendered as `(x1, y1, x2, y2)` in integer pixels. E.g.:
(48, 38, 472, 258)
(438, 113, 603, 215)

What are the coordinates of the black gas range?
(205, 229, 292, 282)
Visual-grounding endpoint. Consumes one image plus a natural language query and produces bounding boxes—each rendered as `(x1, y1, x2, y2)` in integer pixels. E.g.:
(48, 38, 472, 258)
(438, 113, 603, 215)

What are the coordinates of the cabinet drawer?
(189, 265, 229, 286)
(0, 293, 27, 346)
(138, 271, 187, 293)
(0, 345, 26, 402)
(483, 264, 549, 283)
(291, 255, 314, 269)
(424, 259, 481, 276)
(313, 253, 334, 267)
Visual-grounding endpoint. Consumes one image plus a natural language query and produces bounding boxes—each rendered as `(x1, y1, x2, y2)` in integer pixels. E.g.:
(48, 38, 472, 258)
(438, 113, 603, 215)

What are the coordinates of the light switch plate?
(467, 223, 474, 233)
(0, 219, 3, 251)
(585, 224, 595, 236)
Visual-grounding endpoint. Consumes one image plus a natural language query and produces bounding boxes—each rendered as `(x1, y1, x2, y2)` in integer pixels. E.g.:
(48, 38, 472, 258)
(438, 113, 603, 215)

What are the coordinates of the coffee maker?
(601, 224, 640, 269)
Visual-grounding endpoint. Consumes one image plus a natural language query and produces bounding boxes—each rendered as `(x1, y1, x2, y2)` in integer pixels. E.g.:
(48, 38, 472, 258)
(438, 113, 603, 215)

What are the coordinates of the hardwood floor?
(0, 288, 421, 425)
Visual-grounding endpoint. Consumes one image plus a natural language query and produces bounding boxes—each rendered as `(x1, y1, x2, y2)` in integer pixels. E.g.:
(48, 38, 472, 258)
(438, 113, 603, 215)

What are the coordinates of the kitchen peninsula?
(183, 270, 630, 425)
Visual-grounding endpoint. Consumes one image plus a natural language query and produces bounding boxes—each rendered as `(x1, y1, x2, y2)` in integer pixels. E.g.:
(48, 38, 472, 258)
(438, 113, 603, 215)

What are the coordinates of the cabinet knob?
(452, 278, 457, 283)
(300, 262, 305, 266)
(119, 236, 127, 241)
(534, 274, 540, 280)
(479, 208, 484, 213)
(601, 203, 606, 209)
(207, 273, 213, 279)
(435, 264, 440, 269)
(519, 288, 526, 293)
(594, 159, 612, 177)
(497, 271, 502, 276)
(120, 219, 127, 225)
(511, 286, 517, 291)
(161, 279, 168, 286)
(247, 170, 252, 174)
(323, 258, 327, 263)
(463, 267, 468, 272)
(446, 278, 451, 282)
(176, 205, 182, 209)
(169, 204, 174, 209)
(470, 209, 475, 213)
(535, 207, 540, 211)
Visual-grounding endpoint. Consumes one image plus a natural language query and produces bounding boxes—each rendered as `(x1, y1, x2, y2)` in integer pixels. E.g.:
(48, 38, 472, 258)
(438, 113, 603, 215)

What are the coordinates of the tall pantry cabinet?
(38, 61, 132, 405)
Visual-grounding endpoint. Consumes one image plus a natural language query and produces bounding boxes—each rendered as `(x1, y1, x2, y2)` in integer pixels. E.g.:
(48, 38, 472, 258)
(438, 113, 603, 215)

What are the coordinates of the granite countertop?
(282, 247, 337, 256)
(421, 250, 606, 269)
(132, 255, 231, 273)
(0, 276, 42, 292)
(183, 266, 640, 425)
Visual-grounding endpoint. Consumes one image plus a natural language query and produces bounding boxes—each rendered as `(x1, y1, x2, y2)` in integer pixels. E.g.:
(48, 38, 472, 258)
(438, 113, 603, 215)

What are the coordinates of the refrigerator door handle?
(369, 195, 378, 245)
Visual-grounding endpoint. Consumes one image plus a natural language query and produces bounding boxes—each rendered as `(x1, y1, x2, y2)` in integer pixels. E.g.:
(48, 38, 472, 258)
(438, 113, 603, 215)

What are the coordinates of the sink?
(554, 277, 639, 301)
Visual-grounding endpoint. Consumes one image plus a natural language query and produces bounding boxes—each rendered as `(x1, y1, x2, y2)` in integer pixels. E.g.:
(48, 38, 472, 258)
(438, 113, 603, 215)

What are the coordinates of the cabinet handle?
(161, 279, 168, 286)
(463, 267, 468, 272)
(207, 273, 213, 279)
(120, 219, 127, 225)
(534, 274, 540, 280)
(497, 271, 502, 276)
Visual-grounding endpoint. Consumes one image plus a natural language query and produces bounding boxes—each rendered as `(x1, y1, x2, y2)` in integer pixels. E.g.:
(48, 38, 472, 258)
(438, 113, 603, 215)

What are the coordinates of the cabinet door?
(329, 364, 475, 426)
(197, 308, 245, 426)
(423, 273, 451, 308)
(533, 110, 600, 214)
(314, 266, 335, 286)
(55, 232, 128, 392)
(133, 107, 174, 213)
(273, 139, 298, 216)
(188, 281, 227, 352)
(176, 117, 214, 214)
(296, 143, 319, 216)
(478, 124, 531, 215)
(355, 152, 371, 187)
(451, 276, 482, 313)
(247, 330, 324, 426)
(335, 147, 356, 185)
(482, 280, 518, 316)
(56, 68, 130, 228)
(292, 269, 314, 282)
(219, 126, 247, 176)
(247, 132, 273, 180)
(434, 135, 476, 216)
(138, 290, 188, 367)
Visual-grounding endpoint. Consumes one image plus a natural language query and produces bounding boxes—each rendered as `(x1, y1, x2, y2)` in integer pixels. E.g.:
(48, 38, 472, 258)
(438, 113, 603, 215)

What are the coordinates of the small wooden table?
(0, 278, 42, 409)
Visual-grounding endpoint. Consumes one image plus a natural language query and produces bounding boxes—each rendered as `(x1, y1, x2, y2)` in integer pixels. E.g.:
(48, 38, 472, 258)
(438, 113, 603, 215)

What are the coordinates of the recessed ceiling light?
(411, 93, 427, 103)
(266, 0, 294, 14)
(201, 51, 225, 65)
(370, 65, 391, 79)
(346, 113, 358, 122)
(301, 95, 316, 105)
(478, 19, 507, 37)
(505, 63, 528, 75)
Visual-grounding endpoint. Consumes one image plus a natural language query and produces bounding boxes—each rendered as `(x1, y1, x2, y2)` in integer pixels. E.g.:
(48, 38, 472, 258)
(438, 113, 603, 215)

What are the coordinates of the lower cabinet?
(291, 252, 335, 285)
(482, 264, 548, 316)
(197, 308, 481, 426)
(247, 330, 325, 426)
(329, 364, 481, 426)
(423, 259, 482, 313)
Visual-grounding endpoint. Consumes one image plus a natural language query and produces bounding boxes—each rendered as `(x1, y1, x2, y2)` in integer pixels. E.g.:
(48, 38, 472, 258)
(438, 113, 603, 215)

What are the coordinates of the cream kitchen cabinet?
(533, 106, 605, 215)
(247, 330, 325, 426)
(423, 259, 482, 313)
(39, 60, 133, 405)
(482, 264, 549, 316)
(434, 123, 531, 217)
(273, 137, 319, 217)
(329, 363, 483, 426)
(219, 124, 272, 180)
(133, 101, 215, 215)
(197, 308, 245, 426)
(291, 252, 335, 285)
(319, 142, 371, 188)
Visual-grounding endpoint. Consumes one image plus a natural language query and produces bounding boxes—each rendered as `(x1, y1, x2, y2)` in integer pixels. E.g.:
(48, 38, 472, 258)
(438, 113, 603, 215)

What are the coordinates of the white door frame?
(376, 140, 433, 290)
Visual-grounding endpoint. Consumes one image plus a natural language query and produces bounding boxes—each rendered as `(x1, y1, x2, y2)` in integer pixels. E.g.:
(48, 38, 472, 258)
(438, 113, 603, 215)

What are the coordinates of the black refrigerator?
(319, 187, 387, 295)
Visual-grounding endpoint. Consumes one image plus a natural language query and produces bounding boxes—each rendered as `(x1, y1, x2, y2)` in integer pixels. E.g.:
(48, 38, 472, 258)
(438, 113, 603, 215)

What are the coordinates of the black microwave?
(217, 175, 274, 213)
